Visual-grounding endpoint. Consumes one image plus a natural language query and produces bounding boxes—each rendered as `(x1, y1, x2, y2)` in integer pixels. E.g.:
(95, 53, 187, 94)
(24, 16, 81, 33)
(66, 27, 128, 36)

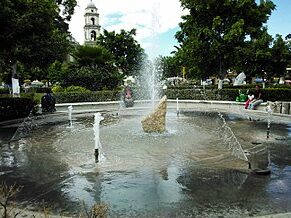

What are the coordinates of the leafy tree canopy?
(175, 0, 275, 79)
(269, 34, 291, 78)
(73, 45, 114, 68)
(48, 45, 123, 91)
(155, 55, 183, 79)
(97, 29, 146, 76)
(0, 0, 76, 77)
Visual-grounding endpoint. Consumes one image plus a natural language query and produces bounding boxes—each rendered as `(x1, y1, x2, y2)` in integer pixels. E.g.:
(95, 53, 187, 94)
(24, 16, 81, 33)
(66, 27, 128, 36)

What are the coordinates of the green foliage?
(97, 29, 146, 76)
(51, 85, 64, 93)
(262, 88, 291, 102)
(0, 88, 9, 94)
(0, 97, 36, 121)
(54, 90, 120, 103)
(165, 89, 238, 101)
(23, 79, 31, 84)
(48, 61, 64, 84)
(64, 86, 91, 93)
(49, 45, 123, 91)
(165, 88, 291, 102)
(175, 0, 275, 79)
(155, 55, 182, 78)
(55, 0, 77, 21)
(269, 35, 291, 78)
(0, 0, 74, 80)
(73, 45, 114, 68)
(57, 63, 122, 91)
(238, 28, 273, 78)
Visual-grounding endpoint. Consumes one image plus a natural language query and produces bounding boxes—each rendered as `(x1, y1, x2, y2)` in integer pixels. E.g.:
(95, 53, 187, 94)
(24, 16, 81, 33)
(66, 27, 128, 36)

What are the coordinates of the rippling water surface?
(0, 110, 291, 217)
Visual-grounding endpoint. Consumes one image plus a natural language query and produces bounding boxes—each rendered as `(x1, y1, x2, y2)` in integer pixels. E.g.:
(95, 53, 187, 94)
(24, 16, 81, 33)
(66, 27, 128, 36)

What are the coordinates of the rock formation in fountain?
(141, 95, 167, 133)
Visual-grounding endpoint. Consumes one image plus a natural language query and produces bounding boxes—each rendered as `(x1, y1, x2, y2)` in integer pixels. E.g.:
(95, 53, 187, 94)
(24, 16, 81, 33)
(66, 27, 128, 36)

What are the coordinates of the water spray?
(266, 105, 272, 139)
(176, 98, 180, 116)
(68, 105, 73, 127)
(93, 113, 104, 162)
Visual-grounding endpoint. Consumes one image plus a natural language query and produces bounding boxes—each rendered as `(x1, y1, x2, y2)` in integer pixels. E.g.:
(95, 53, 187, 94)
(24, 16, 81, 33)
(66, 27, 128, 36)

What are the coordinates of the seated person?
(244, 92, 254, 109)
(123, 86, 134, 107)
(41, 90, 56, 112)
(248, 85, 264, 110)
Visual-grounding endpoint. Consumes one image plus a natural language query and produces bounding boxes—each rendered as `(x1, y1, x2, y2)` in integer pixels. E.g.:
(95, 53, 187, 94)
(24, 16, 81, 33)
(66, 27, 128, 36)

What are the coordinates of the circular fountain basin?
(0, 107, 291, 217)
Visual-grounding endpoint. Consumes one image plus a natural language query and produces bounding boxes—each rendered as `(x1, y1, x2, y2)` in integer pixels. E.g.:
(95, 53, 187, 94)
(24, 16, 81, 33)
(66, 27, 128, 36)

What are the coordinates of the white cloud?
(69, 0, 186, 54)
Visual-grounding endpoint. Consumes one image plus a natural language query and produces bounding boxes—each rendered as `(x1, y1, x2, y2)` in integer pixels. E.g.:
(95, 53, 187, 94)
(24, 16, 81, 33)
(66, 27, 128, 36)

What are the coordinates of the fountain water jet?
(176, 98, 180, 116)
(266, 105, 272, 139)
(93, 112, 104, 162)
(68, 105, 73, 127)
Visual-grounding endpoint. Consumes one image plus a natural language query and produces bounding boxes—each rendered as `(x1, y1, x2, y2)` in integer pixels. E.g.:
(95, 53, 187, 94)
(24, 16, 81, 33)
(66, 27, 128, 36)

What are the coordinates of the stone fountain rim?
(1, 99, 290, 128)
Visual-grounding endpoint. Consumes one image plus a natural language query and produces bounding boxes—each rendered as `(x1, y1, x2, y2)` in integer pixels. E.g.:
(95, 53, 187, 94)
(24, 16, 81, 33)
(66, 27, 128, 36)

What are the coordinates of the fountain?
(68, 105, 73, 127)
(176, 97, 180, 116)
(93, 112, 104, 162)
(1, 1, 290, 216)
(1, 98, 291, 216)
(266, 105, 273, 139)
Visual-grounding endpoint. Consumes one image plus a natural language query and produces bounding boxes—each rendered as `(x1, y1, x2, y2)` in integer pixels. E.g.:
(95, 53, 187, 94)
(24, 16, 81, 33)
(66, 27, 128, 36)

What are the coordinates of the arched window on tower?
(90, 31, 96, 41)
(91, 17, 95, 25)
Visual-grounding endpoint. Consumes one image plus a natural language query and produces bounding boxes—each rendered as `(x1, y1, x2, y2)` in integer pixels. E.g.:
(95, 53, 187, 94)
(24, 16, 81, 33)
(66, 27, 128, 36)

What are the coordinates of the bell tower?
(84, 0, 101, 46)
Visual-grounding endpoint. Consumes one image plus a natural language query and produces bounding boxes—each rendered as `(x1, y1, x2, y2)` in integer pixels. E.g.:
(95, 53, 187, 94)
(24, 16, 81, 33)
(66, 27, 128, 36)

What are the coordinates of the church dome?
(86, 1, 96, 8)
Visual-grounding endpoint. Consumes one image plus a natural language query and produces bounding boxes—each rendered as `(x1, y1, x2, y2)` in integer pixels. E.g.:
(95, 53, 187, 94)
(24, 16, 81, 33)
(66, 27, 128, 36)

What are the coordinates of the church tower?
(84, 0, 101, 46)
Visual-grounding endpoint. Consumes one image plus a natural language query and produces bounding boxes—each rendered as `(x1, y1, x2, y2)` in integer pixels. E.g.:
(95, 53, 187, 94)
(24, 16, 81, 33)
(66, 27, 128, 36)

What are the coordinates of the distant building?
(84, 0, 101, 46)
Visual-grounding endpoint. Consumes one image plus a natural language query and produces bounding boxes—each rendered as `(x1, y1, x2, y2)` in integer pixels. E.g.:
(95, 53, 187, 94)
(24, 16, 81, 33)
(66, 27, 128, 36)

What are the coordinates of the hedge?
(165, 89, 238, 101)
(166, 83, 291, 90)
(0, 88, 10, 94)
(52, 88, 291, 103)
(165, 88, 291, 102)
(54, 90, 121, 103)
(0, 97, 36, 122)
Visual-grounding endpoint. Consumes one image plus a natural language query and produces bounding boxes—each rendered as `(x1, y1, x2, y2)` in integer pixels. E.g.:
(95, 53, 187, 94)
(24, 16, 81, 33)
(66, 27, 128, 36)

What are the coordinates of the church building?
(84, 0, 101, 46)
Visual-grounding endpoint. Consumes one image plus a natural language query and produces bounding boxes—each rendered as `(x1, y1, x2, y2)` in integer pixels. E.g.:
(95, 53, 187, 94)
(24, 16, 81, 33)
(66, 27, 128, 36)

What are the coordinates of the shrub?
(0, 88, 9, 94)
(262, 88, 291, 101)
(51, 87, 291, 103)
(23, 79, 31, 85)
(51, 85, 64, 93)
(23, 87, 51, 94)
(165, 88, 291, 102)
(54, 90, 121, 103)
(59, 64, 122, 91)
(65, 85, 91, 93)
(0, 97, 36, 121)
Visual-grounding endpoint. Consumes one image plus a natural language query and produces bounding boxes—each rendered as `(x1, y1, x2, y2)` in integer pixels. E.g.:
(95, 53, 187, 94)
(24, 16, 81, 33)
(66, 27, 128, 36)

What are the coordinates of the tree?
(97, 29, 145, 76)
(175, 0, 275, 80)
(235, 27, 273, 79)
(269, 34, 291, 79)
(56, 63, 122, 91)
(49, 45, 123, 91)
(156, 55, 182, 78)
(73, 45, 114, 68)
(0, 0, 75, 81)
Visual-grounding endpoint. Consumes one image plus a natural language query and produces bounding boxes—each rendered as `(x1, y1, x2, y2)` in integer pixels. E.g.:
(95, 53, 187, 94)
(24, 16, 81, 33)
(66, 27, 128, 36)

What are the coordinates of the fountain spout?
(93, 113, 104, 162)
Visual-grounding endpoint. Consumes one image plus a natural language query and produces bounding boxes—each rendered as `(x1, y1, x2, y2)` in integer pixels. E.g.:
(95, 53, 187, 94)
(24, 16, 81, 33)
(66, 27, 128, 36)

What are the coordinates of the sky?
(69, 0, 291, 58)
